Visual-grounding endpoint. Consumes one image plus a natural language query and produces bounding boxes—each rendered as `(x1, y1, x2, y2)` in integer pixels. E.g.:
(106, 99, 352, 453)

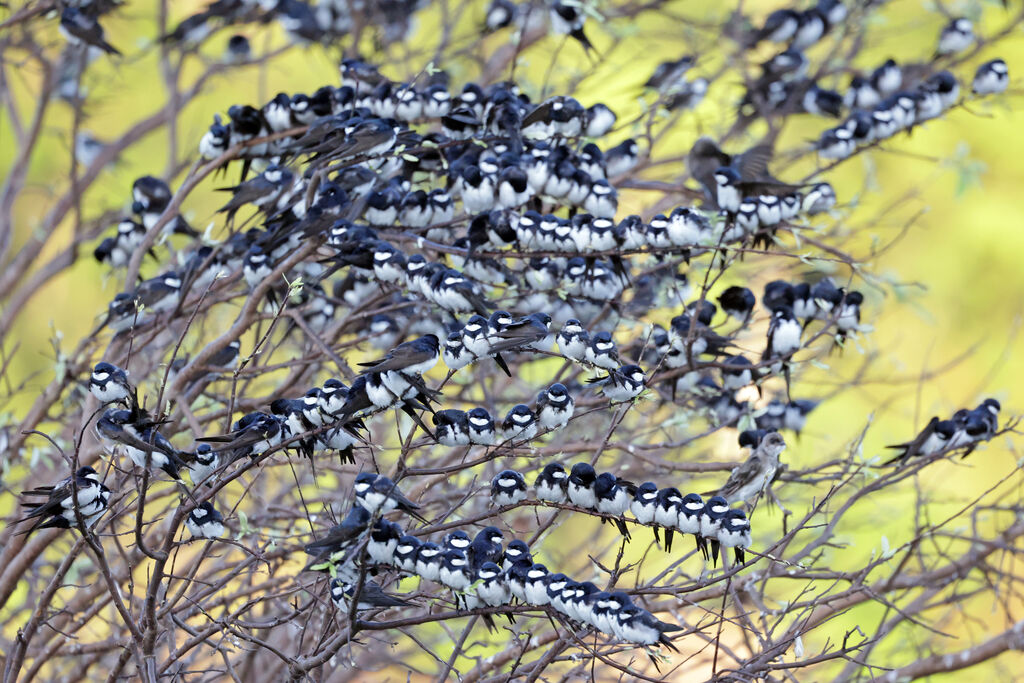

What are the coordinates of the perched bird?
(585, 331, 620, 370)
(467, 407, 497, 445)
(438, 549, 472, 591)
(472, 561, 511, 611)
(358, 334, 440, 377)
(415, 542, 445, 582)
(653, 487, 682, 551)
(60, 7, 121, 55)
(936, 17, 974, 56)
(187, 444, 220, 486)
(973, 59, 1009, 95)
(392, 535, 422, 573)
(354, 473, 426, 521)
(503, 539, 532, 571)
(89, 361, 134, 405)
(96, 409, 186, 480)
(884, 416, 956, 463)
(549, 1, 594, 53)
(717, 432, 787, 505)
(367, 519, 402, 565)
(17, 466, 111, 536)
(958, 398, 1001, 457)
(502, 404, 538, 441)
(186, 501, 226, 539)
(196, 412, 282, 463)
(699, 496, 730, 565)
(330, 579, 412, 610)
(567, 462, 598, 509)
(535, 383, 574, 430)
(588, 364, 646, 402)
(557, 318, 590, 362)
(225, 34, 251, 63)
(593, 472, 632, 538)
(491, 470, 528, 506)
(630, 482, 659, 526)
(304, 505, 372, 558)
(613, 605, 683, 650)
(468, 526, 505, 572)
(535, 463, 568, 503)
(433, 409, 471, 447)
(717, 509, 752, 564)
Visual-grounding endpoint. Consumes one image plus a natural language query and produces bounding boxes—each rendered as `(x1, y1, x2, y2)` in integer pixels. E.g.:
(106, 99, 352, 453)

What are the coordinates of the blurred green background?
(1, 0, 1022, 678)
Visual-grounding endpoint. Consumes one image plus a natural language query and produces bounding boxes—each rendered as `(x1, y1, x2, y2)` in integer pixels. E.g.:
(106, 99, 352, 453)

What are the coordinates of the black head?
(593, 472, 618, 496)
(635, 481, 658, 498)
(476, 526, 504, 544)
(569, 462, 596, 485)
(418, 334, 440, 353)
(656, 487, 682, 507)
(539, 462, 566, 480)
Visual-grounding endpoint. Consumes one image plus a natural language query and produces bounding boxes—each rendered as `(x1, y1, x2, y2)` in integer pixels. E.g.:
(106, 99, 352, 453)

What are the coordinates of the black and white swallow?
(630, 482, 658, 526)
(936, 17, 973, 56)
(549, 1, 594, 53)
(60, 7, 121, 55)
(391, 534, 422, 573)
(502, 404, 538, 441)
(536, 383, 574, 430)
(304, 505, 372, 558)
(502, 539, 532, 572)
(959, 398, 1001, 457)
(187, 443, 220, 486)
(331, 578, 412, 611)
(491, 470, 528, 507)
(973, 59, 1009, 95)
(612, 604, 683, 651)
(367, 519, 402, 565)
(567, 462, 598, 509)
(443, 331, 474, 370)
(653, 487, 682, 551)
(534, 462, 568, 503)
(676, 492, 705, 555)
(354, 473, 426, 521)
(588, 364, 646, 402)
(466, 407, 497, 445)
(433, 409, 470, 447)
(96, 408, 186, 480)
(186, 501, 226, 539)
(699, 495, 730, 565)
(135, 271, 183, 314)
(415, 542, 445, 582)
(467, 526, 505, 573)
(557, 318, 590, 362)
(585, 331, 620, 370)
(594, 472, 633, 538)
(717, 509, 752, 564)
(196, 412, 283, 463)
(17, 466, 110, 536)
(89, 361, 134, 405)
(438, 549, 473, 592)
(523, 563, 551, 605)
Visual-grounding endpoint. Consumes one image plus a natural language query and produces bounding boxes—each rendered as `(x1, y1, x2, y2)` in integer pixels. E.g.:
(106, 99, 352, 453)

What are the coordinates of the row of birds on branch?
(304, 472, 688, 651)
(884, 399, 1002, 464)
(490, 454, 762, 565)
(816, 63, 1008, 160)
(59, 0, 433, 59)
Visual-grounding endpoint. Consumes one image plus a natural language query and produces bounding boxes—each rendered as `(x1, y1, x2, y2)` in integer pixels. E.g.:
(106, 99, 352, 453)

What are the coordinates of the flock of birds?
(16, 0, 1011, 661)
